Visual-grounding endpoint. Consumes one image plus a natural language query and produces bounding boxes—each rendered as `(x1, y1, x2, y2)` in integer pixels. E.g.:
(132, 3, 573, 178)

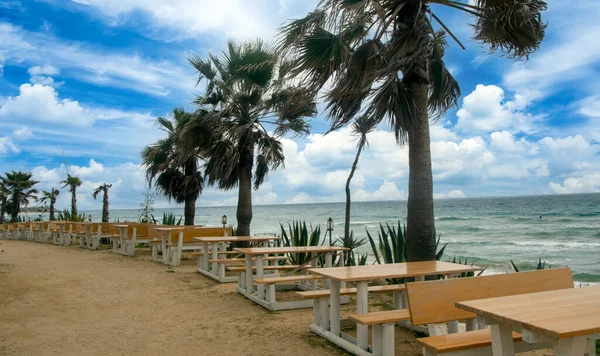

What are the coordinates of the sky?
(0, 0, 599, 211)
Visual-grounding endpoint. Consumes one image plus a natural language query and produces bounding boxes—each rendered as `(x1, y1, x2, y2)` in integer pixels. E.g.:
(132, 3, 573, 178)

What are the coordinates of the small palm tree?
(142, 108, 205, 226)
(344, 115, 377, 241)
(0, 177, 9, 224)
(280, 0, 547, 261)
(92, 183, 112, 223)
(39, 188, 60, 220)
(61, 173, 82, 217)
(186, 40, 317, 235)
(3, 171, 39, 222)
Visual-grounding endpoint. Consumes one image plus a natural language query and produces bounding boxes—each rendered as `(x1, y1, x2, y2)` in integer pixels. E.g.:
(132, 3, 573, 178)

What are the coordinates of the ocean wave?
(576, 212, 600, 217)
(510, 240, 600, 248)
(436, 216, 470, 221)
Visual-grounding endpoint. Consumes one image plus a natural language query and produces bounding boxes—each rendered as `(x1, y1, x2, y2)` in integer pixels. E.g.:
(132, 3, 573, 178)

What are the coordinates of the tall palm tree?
(92, 183, 112, 223)
(0, 177, 8, 224)
(39, 188, 60, 220)
(3, 171, 39, 222)
(61, 173, 82, 217)
(344, 115, 377, 241)
(186, 40, 317, 236)
(280, 0, 547, 261)
(142, 108, 205, 226)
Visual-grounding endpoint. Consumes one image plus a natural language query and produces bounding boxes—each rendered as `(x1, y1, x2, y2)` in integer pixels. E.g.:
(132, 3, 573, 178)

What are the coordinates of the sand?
(0, 240, 553, 356)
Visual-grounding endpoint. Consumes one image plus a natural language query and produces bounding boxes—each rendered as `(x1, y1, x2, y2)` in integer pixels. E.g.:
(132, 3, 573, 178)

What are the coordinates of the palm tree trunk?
(344, 141, 365, 241)
(102, 191, 109, 223)
(236, 148, 253, 237)
(406, 81, 437, 262)
(0, 198, 6, 223)
(184, 195, 196, 226)
(11, 196, 20, 223)
(71, 189, 78, 217)
(49, 200, 55, 221)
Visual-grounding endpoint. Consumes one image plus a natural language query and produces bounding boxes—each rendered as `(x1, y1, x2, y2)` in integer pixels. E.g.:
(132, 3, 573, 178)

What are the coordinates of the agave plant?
(451, 257, 487, 278)
(280, 221, 322, 265)
(57, 209, 87, 222)
(151, 211, 183, 226)
(510, 258, 550, 272)
(336, 231, 367, 266)
(366, 221, 447, 283)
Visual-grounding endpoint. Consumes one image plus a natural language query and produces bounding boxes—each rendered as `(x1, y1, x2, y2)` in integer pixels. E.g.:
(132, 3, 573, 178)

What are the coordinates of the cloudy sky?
(1, 0, 599, 211)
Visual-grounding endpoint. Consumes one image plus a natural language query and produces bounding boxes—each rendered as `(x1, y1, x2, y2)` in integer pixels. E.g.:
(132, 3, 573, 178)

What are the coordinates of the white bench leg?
(466, 318, 477, 331)
(393, 291, 404, 309)
(218, 262, 226, 279)
(357, 281, 369, 350)
(448, 321, 459, 334)
(152, 244, 159, 261)
(240, 272, 246, 289)
(586, 338, 596, 356)
(256, 255, 265, 300)
(245, 255, 253, 293)
(373, 324, 383, 356)
(318, 298, 329, 329)
(381, 323, 394, 356)
(266, 284, 276, 303)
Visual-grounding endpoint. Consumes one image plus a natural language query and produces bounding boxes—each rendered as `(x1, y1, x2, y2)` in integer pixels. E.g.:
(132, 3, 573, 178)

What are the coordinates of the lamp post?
(88, 214, 92, 223)
(327, 217, 334, 246)
(221, 215, 227, 228)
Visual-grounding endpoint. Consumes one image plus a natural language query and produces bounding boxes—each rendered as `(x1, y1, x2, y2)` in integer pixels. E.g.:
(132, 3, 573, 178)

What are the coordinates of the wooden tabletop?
(235, 246, 349, 255)
(457, 285, 600, 339)
(114, 225, 129, 228)
(308, 261, 483, 282)
(194, 236, 280, 242)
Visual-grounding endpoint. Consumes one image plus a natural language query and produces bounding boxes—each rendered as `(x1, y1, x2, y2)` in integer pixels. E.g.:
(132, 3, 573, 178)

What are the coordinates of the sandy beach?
(0, 241, 553, 356)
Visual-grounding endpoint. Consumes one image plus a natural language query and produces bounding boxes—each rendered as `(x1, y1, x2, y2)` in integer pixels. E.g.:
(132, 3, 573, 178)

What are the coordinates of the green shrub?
(57, 209, 87, 222)
(151, 211, 182, 225)
(335, 231, 367, 266)
(510, 258, 549, 272)
(280, 221, 322, 265)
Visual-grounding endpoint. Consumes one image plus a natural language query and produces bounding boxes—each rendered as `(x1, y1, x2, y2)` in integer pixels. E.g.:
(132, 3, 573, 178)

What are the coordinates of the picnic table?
(152, 227, 184, 263)
(457, 285, 600, 356)
(234, 246, 349, 311)
(54, 221, 69, 245)
(308, 261, 483, 353)
(78, 222, 94, 249)
(193, 235, 280, 283)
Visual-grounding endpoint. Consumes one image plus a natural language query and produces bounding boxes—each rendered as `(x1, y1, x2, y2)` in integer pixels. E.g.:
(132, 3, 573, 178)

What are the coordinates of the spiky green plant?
(57, 209, 87, 222)
(510, 258, 549, 272)
(280, 221, 322, 265)
(152, 211, 183, 226)
(451, 256, 487, 278)
(336, 231, 367, 266)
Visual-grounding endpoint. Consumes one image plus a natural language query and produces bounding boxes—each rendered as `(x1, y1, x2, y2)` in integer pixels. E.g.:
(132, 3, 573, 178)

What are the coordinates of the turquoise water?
(80, 193, 600, 283)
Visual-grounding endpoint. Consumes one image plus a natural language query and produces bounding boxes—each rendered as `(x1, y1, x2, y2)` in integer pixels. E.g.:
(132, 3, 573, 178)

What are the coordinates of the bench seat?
(208, 257, 288, 264)
(416, 329, 522, 353)
(253, 275, 322, 284)
(191, 251, 240, 256)
(293, 284, 406, 299)
(348, 309, 411, 326)
(229, 265, 304, 272)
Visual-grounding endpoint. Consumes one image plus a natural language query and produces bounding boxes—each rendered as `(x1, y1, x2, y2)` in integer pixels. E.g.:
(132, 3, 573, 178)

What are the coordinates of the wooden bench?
(207, 256, 288, 264)
(166, 227, 233, 266)
(349, 268, 574, 356)
(230, 265, 305, 272)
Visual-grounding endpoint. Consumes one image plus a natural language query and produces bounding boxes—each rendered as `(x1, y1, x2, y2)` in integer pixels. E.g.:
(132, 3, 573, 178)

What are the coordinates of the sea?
(69, 193, 600, 283)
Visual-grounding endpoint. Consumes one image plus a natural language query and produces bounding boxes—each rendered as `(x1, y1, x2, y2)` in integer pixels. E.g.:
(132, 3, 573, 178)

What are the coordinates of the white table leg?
(330, 279, 341, 336)
(357, 281, 369, 350)
(202, 242, 209, 271)
(555, 336, 587, 356)
(311, 253, 318, 289)
(490, 323, 515, 356)
(211, 243, 218, 273)
(245, 254, 254, 293)
(325, 252, 333, 289)
(256, 255, 265, 300)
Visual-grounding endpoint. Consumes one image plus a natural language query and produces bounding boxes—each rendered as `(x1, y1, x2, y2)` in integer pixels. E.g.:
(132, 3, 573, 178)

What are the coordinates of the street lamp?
(88, 214, 92, 223)
(222, 215, 227, 228)
(327, 217, 334, 246)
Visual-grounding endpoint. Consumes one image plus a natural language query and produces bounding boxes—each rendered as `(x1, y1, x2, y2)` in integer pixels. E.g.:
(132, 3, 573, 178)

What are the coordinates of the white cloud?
(549, 173, 600, 194)
(354, 181, 406, 202)
(455, 85, 537, 134)
(12, 126, 34, 140)
(434, 190, 466, 199)
(28, 65, 60, 86)
(69, 0, 318, 41)
(0, 137, 19, 154)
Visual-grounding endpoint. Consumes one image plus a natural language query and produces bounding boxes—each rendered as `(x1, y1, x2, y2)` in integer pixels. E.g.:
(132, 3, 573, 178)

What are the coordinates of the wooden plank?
(308, 261, 483, 282)
(457, 285, 600, 339)
(228, 265, 306, 272)
(207, 257, 288, 263)
(235, 246, 349, 255)
(407, 268, 574, 326)
(194, 236, 279, 242)
(416, 329, 522, 353)
(190, 251, 240, 256)
(293, 284, 406, 299)
(254, 275, 322, 284)
(348, 310, 411, 325)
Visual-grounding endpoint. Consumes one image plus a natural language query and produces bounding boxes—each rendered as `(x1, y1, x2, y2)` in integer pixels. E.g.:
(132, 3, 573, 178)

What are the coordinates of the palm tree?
(39, 188, 60, 220)
(0, 177, 8, 224)
(142, 109, 205, 226)
(280, 0, 547, 261)
(92, 183, 112, 223)
(344, 115, 377, 241)
(186, 40, 317, 236)
(3, 171, 39, 222)
(61, 173, 82, 217)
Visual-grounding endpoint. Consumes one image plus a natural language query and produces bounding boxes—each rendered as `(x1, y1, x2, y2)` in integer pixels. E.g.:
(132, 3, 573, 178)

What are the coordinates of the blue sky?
(0, 0, 599, 211)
